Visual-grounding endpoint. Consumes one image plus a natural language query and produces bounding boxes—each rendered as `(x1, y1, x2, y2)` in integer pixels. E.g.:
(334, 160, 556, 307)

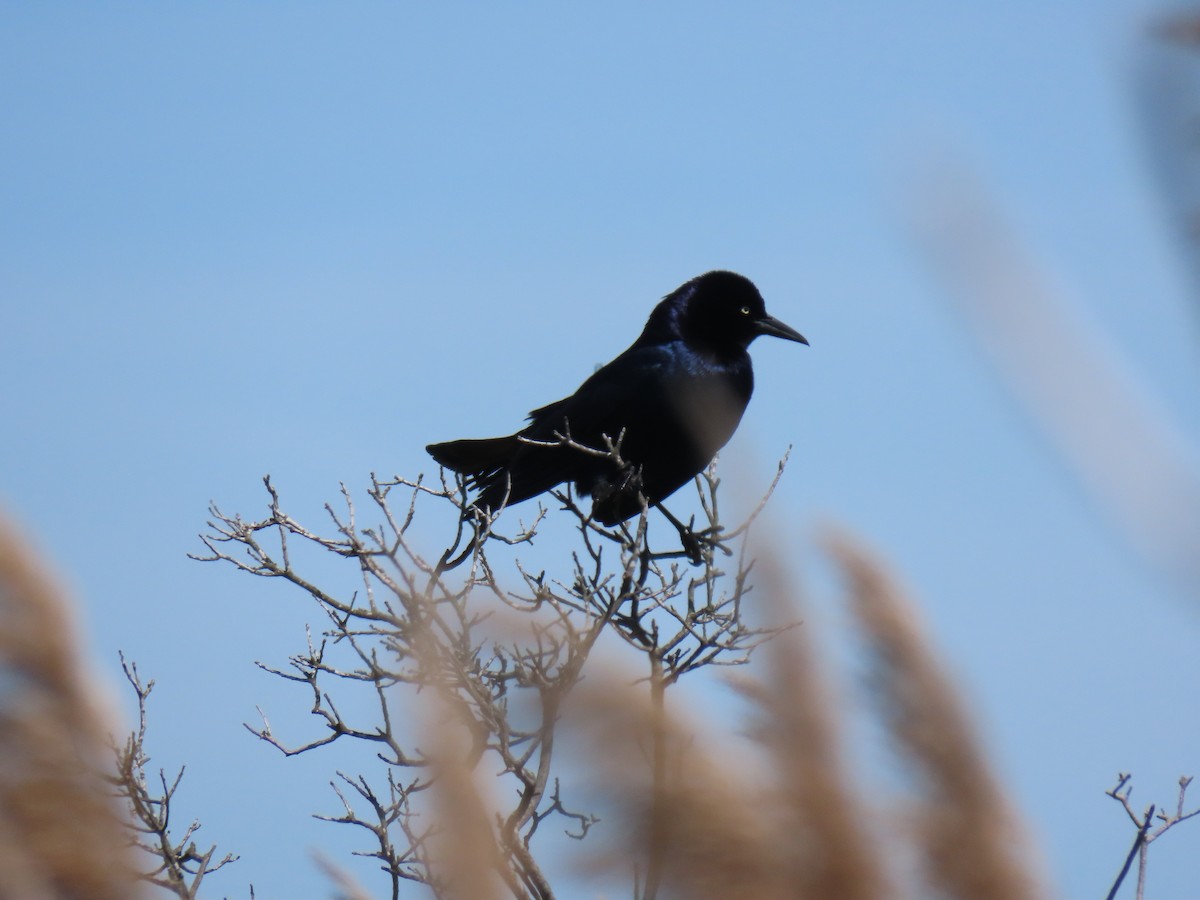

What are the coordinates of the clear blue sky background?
(3, 3, 1199, 898)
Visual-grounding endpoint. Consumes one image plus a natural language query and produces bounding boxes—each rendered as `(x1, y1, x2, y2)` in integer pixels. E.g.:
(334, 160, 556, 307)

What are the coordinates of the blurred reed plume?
(575, 529, 1047, 900)
(909, 166, 1200, 594)
(828, 532, 1047, 900)
(0, 513, 138, 899)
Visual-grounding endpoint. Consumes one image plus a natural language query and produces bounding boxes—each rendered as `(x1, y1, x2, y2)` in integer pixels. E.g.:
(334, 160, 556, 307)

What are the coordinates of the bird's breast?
(669, 372, 749, 446)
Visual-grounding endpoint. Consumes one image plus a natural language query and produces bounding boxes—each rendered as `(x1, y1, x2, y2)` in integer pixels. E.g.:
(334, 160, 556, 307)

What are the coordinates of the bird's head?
(662, 270, 808, 358)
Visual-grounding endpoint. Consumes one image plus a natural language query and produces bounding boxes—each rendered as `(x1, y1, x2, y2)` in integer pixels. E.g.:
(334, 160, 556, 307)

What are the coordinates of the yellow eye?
(739, 306, 751, 316)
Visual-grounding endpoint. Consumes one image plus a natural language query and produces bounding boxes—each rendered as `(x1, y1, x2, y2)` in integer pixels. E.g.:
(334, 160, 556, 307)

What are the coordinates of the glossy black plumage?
(427, 270, 807, 526)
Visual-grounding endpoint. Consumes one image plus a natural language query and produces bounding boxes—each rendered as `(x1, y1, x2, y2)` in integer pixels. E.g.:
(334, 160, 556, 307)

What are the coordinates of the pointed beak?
(755, 314, 809, 346)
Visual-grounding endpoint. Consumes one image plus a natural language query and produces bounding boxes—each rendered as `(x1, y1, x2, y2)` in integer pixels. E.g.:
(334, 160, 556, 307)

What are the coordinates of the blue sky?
(3, 3, 1199, 897)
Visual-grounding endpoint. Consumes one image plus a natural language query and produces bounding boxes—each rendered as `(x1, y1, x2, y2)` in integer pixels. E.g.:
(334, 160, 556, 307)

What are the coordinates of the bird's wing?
(522, 344, 677, 446)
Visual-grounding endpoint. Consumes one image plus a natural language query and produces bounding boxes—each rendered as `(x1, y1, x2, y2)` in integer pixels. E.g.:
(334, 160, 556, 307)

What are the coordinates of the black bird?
(427, 270, 807, 528)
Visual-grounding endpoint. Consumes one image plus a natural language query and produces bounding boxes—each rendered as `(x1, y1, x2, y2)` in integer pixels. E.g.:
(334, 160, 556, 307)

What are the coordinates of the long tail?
(426, 436, 520, 479)
(427, 435, 569, 514)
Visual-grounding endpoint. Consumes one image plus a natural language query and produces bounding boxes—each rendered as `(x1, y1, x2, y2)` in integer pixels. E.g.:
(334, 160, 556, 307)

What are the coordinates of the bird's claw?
(678, 525, 730, 565)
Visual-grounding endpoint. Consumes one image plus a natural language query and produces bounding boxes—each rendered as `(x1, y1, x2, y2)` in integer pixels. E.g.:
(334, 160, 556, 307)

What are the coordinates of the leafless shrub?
(193, 453, 785, 898)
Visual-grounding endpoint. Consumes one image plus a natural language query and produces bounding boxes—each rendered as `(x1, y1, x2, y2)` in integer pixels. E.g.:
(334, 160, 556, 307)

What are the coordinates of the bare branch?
(110, 655, 241, 899)
(1106, 772, 1199, 900)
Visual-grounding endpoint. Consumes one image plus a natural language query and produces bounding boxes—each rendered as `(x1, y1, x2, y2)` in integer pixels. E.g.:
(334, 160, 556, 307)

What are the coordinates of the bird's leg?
(653, 501, 731, 565)
(435, 493, 508, 574)
(435, 518, 481, 573)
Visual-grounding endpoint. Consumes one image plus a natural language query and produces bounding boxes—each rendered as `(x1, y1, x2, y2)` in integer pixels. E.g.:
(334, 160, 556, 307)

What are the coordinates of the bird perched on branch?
(427, 270, 807, 531)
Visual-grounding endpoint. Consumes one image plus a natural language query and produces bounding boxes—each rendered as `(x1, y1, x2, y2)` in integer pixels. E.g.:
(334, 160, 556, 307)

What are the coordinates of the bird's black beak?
(755, 314, 809, 346)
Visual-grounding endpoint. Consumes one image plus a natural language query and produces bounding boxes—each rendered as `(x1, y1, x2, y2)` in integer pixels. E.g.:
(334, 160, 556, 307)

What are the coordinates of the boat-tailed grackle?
(427, 270, 807, 540)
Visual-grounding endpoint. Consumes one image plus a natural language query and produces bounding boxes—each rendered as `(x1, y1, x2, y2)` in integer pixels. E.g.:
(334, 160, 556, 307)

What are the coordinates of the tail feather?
(426, 436, 520, 477)
(428, 434, 579, 515)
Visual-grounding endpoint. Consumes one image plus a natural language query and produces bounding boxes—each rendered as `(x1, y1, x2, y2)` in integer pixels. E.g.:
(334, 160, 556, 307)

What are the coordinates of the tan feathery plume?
(0, 512, 138, 898)
(828, 530, 1047, 900)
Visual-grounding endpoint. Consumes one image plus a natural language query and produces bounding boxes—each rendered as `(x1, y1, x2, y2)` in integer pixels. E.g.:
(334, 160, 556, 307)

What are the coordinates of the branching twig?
(110, 654, 241, 899)
(1105, 772, 1199, 900)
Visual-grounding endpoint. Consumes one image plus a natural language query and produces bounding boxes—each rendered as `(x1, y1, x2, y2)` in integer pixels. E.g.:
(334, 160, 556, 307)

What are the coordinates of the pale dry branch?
(1105, 772, 1199, 900)
(111, 656, 240, 899)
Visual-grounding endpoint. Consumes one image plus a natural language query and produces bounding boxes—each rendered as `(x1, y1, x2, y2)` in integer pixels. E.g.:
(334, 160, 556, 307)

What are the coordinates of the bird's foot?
(651, 501, 732, 565)
(676, 524, 732, 565)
